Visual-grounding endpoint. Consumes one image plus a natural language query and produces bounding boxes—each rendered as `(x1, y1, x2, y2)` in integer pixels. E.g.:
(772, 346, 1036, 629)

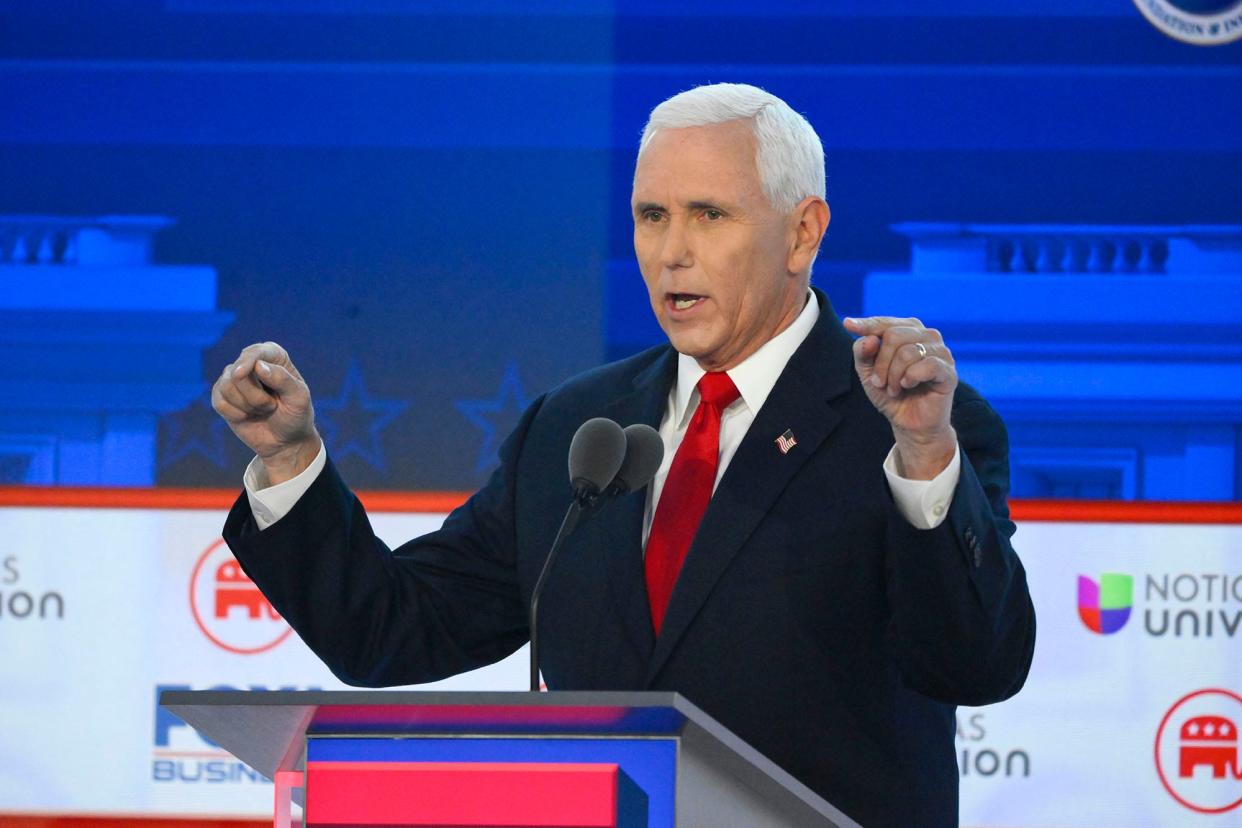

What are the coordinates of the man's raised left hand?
(843, 316, 958, 480)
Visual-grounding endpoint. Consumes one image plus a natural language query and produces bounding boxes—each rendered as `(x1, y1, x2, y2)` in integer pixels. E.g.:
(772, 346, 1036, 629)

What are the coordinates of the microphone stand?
(528, 493, 592, 692)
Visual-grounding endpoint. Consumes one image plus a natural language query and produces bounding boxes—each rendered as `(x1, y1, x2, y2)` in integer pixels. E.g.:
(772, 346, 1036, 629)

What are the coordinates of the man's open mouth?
(668, 293, 706, 311)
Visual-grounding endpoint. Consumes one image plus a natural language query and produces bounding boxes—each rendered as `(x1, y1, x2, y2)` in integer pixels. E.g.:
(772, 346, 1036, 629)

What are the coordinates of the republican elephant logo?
(213, 559, 279, 621)
(1180, 715, 1241, 780)
(1156, 689, 1242, 815)
(190, 539, 293, 655)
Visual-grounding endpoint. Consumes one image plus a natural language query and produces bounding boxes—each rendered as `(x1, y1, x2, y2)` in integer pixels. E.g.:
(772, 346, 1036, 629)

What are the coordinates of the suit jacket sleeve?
(883, 391, 1036, 707)
(221, 395, 546, 687)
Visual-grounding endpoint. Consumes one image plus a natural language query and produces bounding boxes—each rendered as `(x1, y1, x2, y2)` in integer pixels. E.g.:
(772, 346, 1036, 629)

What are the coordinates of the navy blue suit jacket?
(225, 292, 1035, 827)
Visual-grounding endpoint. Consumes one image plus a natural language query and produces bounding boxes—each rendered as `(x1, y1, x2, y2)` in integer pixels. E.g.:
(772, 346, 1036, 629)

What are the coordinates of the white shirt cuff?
(243, 443, 328, 531)
(883, 443, 961, 530)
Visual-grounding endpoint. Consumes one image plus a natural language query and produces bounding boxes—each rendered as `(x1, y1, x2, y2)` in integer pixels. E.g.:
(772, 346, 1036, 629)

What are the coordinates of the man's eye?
(703, 209, 723, 221)
(643, 211, 665, 223)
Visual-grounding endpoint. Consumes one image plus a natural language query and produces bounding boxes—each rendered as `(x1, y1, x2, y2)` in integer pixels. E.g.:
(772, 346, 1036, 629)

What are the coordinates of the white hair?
(637, 82, 826, 214)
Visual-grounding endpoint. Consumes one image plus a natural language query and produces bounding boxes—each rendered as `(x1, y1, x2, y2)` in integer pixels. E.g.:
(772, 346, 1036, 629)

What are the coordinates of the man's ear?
(787, 196, 830, 274)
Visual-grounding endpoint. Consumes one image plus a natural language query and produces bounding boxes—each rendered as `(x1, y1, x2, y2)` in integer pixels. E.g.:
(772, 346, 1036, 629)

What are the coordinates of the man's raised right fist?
(211, 341, 321, 485)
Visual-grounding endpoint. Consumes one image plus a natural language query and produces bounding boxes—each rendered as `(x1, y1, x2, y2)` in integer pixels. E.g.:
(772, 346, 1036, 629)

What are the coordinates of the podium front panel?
(307, 736, 674, 826)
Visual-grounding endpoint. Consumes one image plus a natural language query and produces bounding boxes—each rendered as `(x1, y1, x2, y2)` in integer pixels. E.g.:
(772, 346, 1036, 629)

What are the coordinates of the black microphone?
(529, 417, 626, 691)
(604, 424, 665, 499)
(567, 417, 628, 505)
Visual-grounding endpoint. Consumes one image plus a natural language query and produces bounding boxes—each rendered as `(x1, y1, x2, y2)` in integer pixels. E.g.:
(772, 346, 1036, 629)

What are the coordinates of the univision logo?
(1077, 572, 1242, 638)
(1078, 573, 1134, 635)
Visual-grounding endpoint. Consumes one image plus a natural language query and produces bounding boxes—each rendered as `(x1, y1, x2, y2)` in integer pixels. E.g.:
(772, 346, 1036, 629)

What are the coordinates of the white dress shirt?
(245, 293, 960, 532)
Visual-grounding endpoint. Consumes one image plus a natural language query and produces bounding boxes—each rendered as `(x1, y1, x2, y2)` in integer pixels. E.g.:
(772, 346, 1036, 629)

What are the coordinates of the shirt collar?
(671, 291, 820, 428)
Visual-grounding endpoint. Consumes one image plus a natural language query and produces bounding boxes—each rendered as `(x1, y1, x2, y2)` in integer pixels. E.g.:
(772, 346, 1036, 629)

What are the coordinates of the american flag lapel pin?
(775, 428, 797, 454)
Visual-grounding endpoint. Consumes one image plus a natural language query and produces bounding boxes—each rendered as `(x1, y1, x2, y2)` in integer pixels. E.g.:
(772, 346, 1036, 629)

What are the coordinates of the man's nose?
(658, 217, 693, 270)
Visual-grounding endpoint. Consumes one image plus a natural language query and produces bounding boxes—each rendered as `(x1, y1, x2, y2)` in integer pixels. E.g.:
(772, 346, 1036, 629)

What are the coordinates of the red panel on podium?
(305, 761, 622, 827)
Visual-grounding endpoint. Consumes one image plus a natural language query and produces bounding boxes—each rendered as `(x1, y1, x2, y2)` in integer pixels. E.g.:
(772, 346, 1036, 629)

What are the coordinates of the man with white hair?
(216, 83, 1035, 827)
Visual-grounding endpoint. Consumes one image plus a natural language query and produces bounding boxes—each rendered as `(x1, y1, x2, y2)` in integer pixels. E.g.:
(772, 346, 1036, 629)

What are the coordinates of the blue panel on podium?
(306, 701, 687, 735)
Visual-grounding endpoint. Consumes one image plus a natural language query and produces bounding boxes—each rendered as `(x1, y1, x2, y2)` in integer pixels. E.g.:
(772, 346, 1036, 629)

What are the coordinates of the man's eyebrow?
(633, 199, 732, 214)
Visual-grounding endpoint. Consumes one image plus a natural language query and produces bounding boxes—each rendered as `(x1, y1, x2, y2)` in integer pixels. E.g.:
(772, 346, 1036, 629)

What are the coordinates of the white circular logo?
(1155, 688, 1242, 814)
(1132, 0, 1242, 45)
(189, 539, 292, 655)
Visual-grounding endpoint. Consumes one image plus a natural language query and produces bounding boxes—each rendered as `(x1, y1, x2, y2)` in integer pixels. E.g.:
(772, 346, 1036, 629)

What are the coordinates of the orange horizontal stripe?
(356, 490, 470, 513)
(0, 487, 1239, 524)
(1010, 499, 1242, 524)
(0, 485, 469, 514)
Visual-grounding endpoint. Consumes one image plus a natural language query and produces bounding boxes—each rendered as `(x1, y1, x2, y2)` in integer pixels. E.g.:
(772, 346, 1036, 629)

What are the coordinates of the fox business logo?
(153, 683, 318, 784)
(190, 539, 293, 654)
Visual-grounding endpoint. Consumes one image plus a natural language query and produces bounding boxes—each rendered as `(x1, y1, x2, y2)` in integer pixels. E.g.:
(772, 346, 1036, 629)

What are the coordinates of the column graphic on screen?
(1077, 573, 1133, 634)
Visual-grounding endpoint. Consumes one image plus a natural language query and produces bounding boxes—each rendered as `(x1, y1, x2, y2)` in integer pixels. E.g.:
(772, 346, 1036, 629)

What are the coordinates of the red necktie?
(645, 371, 740, 634)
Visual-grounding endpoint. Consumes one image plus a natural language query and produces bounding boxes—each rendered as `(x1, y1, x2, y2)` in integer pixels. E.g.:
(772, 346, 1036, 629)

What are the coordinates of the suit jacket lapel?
(589, 349, 677, 665)
(645, 291, 858, 685)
